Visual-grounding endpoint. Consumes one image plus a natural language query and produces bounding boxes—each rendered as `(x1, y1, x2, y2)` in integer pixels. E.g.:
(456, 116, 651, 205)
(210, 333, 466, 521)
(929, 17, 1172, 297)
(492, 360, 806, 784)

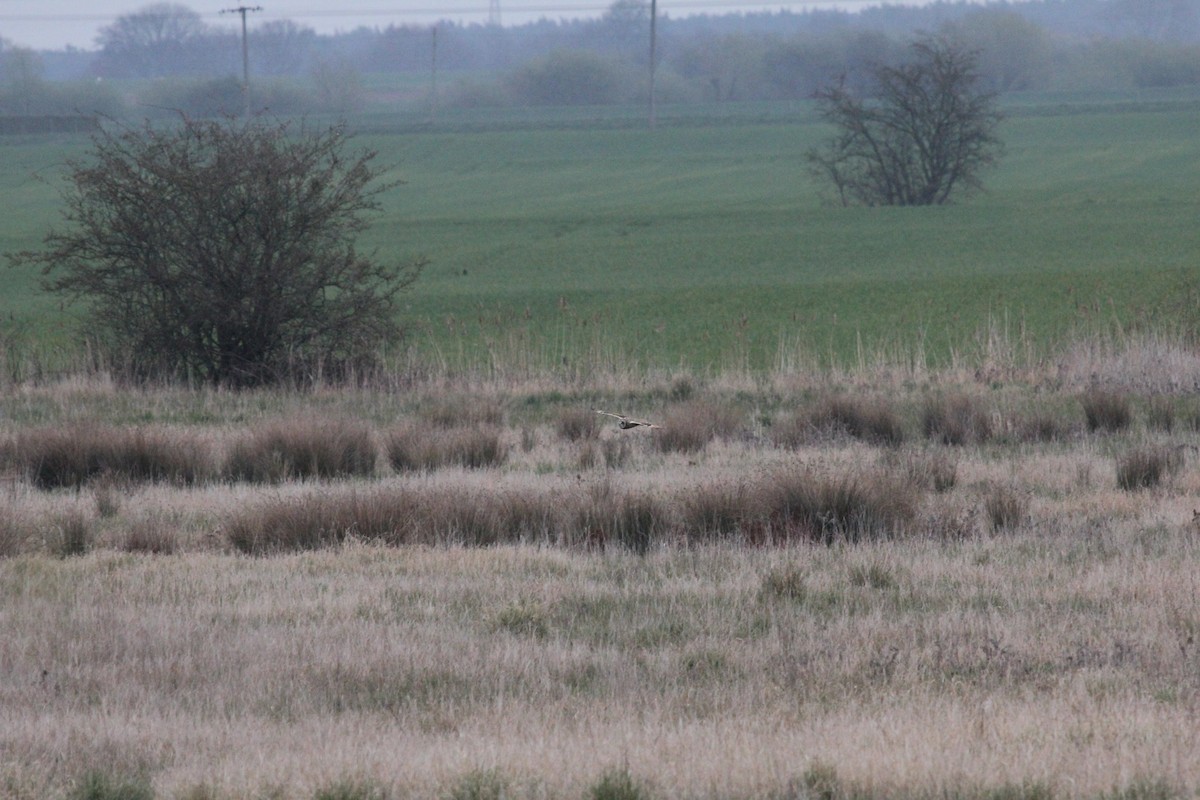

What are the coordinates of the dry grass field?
(3, 335, 1200, 800)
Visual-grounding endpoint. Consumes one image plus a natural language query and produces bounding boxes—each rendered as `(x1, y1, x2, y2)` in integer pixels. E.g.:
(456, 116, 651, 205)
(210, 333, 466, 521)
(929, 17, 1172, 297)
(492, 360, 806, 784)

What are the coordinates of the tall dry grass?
(4, 332, 1200, 798)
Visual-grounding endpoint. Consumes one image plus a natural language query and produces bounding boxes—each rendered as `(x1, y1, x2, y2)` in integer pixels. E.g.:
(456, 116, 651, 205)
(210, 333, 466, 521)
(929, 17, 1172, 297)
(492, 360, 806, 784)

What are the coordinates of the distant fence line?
(0, 115, 99, 135)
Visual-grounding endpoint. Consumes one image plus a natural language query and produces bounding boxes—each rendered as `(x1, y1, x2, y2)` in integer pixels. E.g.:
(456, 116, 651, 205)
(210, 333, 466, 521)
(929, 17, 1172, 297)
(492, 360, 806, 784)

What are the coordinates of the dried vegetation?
(4, 337, 1200, 799)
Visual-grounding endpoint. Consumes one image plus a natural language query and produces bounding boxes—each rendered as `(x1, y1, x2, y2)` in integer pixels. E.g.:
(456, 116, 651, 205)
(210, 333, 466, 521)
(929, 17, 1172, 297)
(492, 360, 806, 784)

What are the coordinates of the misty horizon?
(3, 0, 959, 51)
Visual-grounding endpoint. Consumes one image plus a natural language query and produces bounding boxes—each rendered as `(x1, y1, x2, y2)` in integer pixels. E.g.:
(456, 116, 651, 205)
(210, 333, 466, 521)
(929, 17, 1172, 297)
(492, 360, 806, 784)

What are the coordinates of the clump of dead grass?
(1115, 445, 1185, 491)
(385, 422, 508, 471)
(14, 423, 216, 489)
(775, 394, 905, 447)
(226, 416, 377, 483)
(764, 467, 919, 544)
(654, 400, 742, 454)
(1081, 389, 1133, 433)
(922, 393, 993, 446)
(984, 483, 1029, 532)
(556, 407, 600, 441)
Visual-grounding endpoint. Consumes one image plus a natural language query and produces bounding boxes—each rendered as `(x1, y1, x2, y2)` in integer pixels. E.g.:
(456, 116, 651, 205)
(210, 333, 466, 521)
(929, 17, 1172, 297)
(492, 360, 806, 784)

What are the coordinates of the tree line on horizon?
(1, 0, 1199, 118)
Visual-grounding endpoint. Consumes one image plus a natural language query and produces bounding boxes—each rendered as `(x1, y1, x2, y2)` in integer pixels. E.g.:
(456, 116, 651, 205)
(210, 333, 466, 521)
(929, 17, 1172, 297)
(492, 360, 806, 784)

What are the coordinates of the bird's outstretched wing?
(594, 409, 659, 429)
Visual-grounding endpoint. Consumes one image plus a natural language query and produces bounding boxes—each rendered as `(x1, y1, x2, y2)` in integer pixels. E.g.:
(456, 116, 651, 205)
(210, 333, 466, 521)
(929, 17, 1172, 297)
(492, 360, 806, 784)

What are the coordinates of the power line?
(0, 1, 913, 25)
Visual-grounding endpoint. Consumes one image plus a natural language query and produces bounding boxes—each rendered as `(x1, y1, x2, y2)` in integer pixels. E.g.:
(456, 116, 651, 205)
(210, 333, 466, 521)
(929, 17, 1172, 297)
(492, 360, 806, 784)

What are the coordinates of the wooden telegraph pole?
(222, 5, 263, 119)
(649, 0, 658, 129)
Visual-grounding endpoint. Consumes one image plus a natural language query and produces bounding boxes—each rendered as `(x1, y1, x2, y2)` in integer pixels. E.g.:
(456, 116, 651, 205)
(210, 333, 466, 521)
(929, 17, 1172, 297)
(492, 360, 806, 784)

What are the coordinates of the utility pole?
(222, 5, 262, 119)
(488, 0, 502, 26)
(648, 0, 658, 129)
(430, 25, 439, 125)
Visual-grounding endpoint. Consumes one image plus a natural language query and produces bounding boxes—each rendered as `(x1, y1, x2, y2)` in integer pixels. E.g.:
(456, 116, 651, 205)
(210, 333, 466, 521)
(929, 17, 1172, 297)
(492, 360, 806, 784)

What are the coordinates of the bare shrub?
(764, 468, 919, 544)
(15, 424, 215, 489)
(227, 417, 376, 483)
(385, 422, 508, 471)
(777, 394, 905, 447)
(1116, 445, 1184, 491)
(984, 484, 1028, 532)
(656, 400, 742, 454)
(556, 407, 600, 442)
(1081, 389, 1132, 433)
(922, 393, 993, 445)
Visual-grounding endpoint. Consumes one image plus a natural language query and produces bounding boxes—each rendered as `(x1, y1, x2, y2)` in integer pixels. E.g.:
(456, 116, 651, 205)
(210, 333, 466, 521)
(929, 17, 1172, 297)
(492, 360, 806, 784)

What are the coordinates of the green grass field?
(3, 92, 1199, 373)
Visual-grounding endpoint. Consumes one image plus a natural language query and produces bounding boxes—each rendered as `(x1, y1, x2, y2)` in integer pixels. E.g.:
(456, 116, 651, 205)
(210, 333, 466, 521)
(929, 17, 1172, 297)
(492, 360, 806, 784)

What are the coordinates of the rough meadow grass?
(4, 334, 1200, 798)
(4, 91, 1200, 799)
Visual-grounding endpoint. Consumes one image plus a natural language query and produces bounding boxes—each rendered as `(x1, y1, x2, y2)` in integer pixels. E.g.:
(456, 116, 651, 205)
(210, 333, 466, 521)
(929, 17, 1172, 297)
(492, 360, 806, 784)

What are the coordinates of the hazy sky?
(0, 0, 920, 51)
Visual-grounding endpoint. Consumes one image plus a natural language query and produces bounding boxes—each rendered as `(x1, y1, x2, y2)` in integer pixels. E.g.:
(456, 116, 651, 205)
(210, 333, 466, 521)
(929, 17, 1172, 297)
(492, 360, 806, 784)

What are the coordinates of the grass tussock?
(14, 423, 216, 489)
(587, 768, 653, 800)
(224, 467, 925, 555)
(121, 516, 179, 555)
(68, 771, 155, 800)
(1009, 409, 1076, 444)
(1081, 389, 1133, 433)
(922, 393, 994, 446)
(227, 416, 377, 483)
(556, 407, 600, 441)
(1115, 445, 1185, 491)
(418, 396, 505, 429)
(385, 422, 508, 471)
(654, 400, 742, 454)
(775, 394, 905, 447)
(0, 511, 35, 557)
(764, 468, 919, 544)
(984, 484, 1029, 532)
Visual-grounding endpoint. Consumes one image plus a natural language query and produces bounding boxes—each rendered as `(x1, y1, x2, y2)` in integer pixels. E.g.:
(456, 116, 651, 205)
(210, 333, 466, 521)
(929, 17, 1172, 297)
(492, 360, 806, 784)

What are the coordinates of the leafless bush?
(15, 424, 216, 489)
(922, 393, 993, 446)
(227, 417, 377, 483)
(385, 422, 508, 471)
(1116, 445, 1184, 492)
(1080, 389, 1132, 433)
(655, 400, 742, 454)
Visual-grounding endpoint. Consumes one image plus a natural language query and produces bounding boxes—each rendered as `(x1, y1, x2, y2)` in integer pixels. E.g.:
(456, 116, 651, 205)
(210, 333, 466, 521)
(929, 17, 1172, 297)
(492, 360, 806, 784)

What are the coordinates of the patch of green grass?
(4, 96, 1200, 371)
